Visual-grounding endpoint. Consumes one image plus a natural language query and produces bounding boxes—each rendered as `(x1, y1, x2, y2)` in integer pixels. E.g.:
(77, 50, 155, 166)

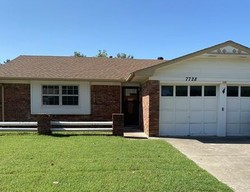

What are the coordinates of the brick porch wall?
(141, 80, 159, 137)
(0, 84, 121, 121)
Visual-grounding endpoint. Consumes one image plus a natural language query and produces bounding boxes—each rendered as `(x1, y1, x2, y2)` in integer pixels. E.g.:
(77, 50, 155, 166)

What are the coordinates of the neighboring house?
(0, 40, 250, 137)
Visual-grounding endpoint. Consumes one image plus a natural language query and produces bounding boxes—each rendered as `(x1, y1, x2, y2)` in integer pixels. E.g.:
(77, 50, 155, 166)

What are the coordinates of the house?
(0, 40, 250, 137)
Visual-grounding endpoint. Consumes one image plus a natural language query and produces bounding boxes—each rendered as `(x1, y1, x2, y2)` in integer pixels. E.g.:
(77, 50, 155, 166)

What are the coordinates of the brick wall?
(3, 84, 31, 121)
(0, 84, 121, 121)
(91, 85, 121, 120)
(141, 80, 159, 137)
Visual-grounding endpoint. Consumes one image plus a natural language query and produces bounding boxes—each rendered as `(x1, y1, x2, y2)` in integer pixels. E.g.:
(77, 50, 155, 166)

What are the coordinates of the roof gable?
(131, 40, 250, 80)
(208, 45, 249, 55)
(205, 41, 250, 56)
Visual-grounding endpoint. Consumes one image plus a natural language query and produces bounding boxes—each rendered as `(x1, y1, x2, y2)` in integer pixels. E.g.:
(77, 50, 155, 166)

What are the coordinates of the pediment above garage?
(207, 45, 249, 55)
(130, 40, 250, 83)
(200, 40, 250, 57)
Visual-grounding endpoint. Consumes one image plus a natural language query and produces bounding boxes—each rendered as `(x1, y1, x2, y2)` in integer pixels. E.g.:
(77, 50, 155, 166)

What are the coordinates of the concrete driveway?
(163, 137, 250, 192)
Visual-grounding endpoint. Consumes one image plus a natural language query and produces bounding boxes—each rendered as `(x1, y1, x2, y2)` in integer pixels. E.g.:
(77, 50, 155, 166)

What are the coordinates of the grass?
(0, 132, 232, 192)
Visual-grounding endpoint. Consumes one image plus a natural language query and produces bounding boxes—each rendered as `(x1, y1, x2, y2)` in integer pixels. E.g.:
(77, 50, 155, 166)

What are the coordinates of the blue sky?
(0, 0, 250, 62)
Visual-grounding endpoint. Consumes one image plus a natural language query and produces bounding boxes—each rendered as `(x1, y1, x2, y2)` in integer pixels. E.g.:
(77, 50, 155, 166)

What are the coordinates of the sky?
(0, 0, 250, 63)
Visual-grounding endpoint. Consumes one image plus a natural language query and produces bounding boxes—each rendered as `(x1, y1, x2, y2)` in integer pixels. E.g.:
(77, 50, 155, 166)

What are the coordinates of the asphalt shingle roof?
(0, 56, 165, 81)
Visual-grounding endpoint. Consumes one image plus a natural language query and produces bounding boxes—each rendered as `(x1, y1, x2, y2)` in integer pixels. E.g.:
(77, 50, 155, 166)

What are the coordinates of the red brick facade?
(0, 82, 160, 136)
(0, 84, 121, 121)
(1, 84, 31, 121)
(141, 80, 160, 137)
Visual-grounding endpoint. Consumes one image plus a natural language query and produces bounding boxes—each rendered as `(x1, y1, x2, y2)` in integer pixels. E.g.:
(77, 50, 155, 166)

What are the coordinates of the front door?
(122, 87, 139, 126)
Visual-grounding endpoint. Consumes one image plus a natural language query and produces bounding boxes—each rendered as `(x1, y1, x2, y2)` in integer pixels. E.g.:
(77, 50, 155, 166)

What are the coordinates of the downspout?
(1, 84, 4, 121)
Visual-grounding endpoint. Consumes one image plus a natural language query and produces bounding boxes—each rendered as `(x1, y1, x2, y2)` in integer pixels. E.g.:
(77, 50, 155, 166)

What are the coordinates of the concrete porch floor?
(123, 128, 148, 139)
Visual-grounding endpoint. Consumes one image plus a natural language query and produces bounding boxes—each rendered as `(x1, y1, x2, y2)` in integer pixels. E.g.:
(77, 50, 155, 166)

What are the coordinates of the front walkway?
(162, 137, 250, 192)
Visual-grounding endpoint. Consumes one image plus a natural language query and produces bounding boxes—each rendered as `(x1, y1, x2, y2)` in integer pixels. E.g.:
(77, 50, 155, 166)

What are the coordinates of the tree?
(116, 53, 134, 59)
(96, 50, 108, 57)
(73, 50, 134, 59)
(73, 51, 86, 57)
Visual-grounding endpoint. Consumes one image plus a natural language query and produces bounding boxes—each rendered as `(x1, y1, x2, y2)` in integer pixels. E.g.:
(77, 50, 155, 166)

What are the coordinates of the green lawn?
(0, 132, 232, 192)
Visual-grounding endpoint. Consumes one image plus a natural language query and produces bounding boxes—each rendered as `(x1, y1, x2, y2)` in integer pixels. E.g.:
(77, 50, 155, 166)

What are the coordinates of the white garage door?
(160, 85, 218, 136)
(226, 86, 250, 136)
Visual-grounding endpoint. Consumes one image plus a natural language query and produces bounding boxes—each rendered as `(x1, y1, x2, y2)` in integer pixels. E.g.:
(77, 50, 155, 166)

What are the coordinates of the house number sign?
(185, 77, 197, 81)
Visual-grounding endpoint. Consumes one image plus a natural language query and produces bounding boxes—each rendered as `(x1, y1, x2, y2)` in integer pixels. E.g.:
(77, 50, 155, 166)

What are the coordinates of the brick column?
(112, 113, 124, 136)
(37, 114, 52, 135)
(142, 80, 159, 137)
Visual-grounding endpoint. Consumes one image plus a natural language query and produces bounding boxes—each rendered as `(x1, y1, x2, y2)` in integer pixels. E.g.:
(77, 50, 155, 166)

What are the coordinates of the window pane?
(48, 86, 54, 94)
(241, 86, 250, 97)
(43, 96, 59, 105)
(190, 86, 202, 96)
(161, 86, 173, 96)
(205, 86, 216, 96)
(74, 86, 78, 94)
(54, 86, 59, 94)
(42, 86, 48, 94)
(176, 86, 188, 96)
(43, 85, 59, 95)
(62, 96, 79, 105)
(227, 86, 238, 97)
(62, 86, 78, 95)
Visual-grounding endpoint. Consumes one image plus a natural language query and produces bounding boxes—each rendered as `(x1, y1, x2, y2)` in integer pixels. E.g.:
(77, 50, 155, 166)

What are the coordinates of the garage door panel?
(204, 111, 217, 123)
(227, 124, 240, 135)
(240, 112, 250, 123)
(190, 124, 203, 135)
(204, 124, 217, 135)
(240, 99, 250, 111)
(160, 111, 174, 123)
(227, 98, 240, 110)
(160, 98, 174, 110)
(175, 98, 188, 110)
(175, 111, 189, 123)
(226, 86, 250, 136)
(190, 111, 203, 123)
(175, 124, 189, 136)
(159, 85, 218, 136)
(240, 124, 250, 135)
(190, 98, 203, 110)
(226, 112, 240, 123)
(204, 99, 217, 110)
(159, 123, 175, 136)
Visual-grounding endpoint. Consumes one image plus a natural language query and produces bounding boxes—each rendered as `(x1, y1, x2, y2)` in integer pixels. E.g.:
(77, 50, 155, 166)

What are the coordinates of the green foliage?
(73, 50, 134, 59)
(116, 53, 134, 59)
(73, 51, 86, 57)
(0, 132, 232, 192)
(96, 49, 108, 57)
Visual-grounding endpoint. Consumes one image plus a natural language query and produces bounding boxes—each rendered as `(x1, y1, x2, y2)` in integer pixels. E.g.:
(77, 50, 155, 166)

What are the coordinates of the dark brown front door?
(122, 87, 139, 126)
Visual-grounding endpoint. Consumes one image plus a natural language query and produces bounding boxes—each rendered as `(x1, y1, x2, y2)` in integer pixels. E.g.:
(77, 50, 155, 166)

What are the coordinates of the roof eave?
(0, 77, 126, 82)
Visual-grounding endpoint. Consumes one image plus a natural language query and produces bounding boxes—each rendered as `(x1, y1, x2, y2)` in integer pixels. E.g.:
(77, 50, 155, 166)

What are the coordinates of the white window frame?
(42, 85, 79, 106)
(31, 81, 90, 115)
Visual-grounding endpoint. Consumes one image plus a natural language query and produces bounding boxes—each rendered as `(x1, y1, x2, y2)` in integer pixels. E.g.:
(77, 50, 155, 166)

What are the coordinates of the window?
(62, 86, 79, 105)
(42, 85, 79, 106)
(227, 86, 238, 97)
(161, 86, 173, 96)
(241, 86, 250, 97)
(204, 86, 216, 96)
(176, 86, 188, 96)
(42, 86, 59, 105)
(190, 86, 202, 96)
